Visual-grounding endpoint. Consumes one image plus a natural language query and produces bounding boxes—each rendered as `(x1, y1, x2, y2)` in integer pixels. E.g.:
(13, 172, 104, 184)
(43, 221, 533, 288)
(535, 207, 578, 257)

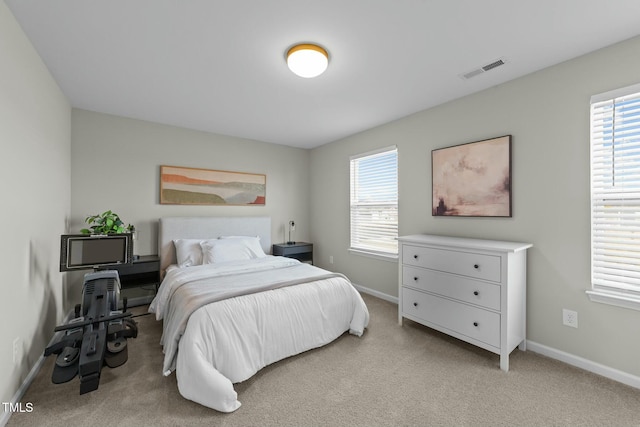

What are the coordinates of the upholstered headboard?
(158, 216, 272, 274)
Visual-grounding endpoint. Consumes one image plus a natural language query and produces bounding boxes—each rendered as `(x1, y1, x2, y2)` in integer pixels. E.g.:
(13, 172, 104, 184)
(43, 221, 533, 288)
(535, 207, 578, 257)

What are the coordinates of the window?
(588, 82, 640, 310)
(350, 146, 398, 258)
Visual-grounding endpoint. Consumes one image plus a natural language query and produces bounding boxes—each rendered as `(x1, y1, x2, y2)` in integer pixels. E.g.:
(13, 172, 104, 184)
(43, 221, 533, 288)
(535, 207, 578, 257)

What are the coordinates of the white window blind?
(589, 82, 640, 309)
(350, 146, 398, 257)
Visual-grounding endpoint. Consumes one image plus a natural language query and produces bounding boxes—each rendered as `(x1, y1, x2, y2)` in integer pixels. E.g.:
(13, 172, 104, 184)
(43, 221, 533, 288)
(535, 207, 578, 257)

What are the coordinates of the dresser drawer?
(403, 266, 501, 311)
(402, 287, 500, 348)
(403, 245, 501, 282)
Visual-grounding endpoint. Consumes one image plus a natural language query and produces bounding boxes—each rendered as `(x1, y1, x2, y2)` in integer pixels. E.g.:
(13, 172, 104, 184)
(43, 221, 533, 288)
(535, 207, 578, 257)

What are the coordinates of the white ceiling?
(6, 0, 640, 149)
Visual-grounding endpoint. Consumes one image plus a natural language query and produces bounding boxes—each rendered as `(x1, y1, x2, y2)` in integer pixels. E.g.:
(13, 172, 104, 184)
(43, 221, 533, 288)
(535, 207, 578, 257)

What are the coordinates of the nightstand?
(104, 255, 160, 290)
(272, 242, 313, 264)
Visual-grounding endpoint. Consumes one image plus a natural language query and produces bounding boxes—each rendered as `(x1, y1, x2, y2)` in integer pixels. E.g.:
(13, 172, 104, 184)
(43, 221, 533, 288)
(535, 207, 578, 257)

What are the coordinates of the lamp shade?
(286, 44, 328, 78)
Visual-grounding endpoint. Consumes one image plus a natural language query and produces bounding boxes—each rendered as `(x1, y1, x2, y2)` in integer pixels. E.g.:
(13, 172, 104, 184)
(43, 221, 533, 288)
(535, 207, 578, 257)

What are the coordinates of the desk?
(104, 255, 160, 290)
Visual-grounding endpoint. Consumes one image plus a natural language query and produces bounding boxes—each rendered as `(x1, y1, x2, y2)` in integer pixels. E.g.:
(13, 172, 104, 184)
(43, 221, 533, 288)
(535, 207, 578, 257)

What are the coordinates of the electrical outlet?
(562, 309, 578, 328)
(13, 337, 22, 365)
(329, 255, 334, 264)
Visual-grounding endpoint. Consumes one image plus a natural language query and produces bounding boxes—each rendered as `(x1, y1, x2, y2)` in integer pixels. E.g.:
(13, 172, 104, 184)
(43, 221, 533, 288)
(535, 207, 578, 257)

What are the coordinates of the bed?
(148, 216, 369, 412)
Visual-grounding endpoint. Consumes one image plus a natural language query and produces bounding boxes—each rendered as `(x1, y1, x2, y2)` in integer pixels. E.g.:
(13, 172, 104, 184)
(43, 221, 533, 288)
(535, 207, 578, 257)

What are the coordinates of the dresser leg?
(518, 339, 526, 351)
(500, 354, 509, 372)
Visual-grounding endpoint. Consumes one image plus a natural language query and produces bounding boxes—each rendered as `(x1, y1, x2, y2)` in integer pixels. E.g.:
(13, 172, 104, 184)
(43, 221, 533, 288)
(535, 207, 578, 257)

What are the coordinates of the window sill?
(348, 248, 398, 263)
(586, 289, 640, 312)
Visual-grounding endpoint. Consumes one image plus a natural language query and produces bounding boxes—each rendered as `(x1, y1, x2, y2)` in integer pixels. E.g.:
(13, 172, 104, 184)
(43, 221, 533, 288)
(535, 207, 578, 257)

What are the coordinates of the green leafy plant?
(80, 210, 133, 235)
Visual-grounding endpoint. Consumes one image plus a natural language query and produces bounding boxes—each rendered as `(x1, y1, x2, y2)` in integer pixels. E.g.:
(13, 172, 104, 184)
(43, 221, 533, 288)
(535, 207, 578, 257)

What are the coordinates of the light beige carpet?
(7, 293, 640, 427)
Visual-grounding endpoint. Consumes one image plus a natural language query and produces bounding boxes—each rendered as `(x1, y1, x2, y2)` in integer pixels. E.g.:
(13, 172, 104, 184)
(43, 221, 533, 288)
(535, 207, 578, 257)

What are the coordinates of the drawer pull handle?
(474, 264, 479, 269)
(413, 277, 418, 281)
(413, 302, 418, 307)
(473, 322, 479, 327)
(414, 254, 419, 259)
(473, 291, 479, 296)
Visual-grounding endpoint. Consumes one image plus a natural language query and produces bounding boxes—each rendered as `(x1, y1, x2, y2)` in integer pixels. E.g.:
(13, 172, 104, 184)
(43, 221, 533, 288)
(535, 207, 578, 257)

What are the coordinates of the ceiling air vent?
(460, 57, 507, 80)
(482, 59, 505, 71)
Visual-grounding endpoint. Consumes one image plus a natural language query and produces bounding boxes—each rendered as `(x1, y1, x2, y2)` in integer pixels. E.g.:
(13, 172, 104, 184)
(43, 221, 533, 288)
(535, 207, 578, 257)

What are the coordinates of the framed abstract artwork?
(160, 165, 266, 205)
(432, 135, 511, 217)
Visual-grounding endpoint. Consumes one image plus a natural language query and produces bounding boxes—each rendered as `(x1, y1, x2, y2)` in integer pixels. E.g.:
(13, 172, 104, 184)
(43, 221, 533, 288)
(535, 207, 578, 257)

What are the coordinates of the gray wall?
(70, 109, 311, 291)
(310, 35, 640, 377)
(0, 3, 71, 406)
(3, 0, 640, 407)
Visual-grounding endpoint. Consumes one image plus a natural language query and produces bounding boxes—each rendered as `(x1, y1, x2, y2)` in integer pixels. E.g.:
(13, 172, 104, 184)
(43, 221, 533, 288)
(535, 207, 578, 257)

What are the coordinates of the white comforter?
(148, 256, 369, 412)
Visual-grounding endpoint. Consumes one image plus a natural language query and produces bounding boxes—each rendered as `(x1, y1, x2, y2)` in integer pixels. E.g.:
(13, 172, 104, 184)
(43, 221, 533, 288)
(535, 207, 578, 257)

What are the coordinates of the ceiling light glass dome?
(286, 44, 329, 78)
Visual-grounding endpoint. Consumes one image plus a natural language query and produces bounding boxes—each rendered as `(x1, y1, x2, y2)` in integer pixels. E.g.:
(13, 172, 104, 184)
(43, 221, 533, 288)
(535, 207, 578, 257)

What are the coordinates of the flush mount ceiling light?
(286, 43, 329, 78)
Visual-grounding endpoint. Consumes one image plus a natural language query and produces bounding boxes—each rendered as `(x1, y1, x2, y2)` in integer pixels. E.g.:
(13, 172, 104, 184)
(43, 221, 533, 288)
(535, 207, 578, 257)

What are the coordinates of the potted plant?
(80, 210, 133, 235)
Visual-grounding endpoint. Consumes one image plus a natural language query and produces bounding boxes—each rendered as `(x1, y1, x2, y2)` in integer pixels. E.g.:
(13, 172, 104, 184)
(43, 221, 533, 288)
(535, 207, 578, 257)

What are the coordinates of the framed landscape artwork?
(160, 165, 266, 205)
(432, 135, 511, 217)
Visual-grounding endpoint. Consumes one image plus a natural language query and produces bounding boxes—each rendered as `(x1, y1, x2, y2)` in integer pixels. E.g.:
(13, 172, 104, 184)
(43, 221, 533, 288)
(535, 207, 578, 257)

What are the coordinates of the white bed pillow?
(201, 236, 266, 264)
(173, 239, 204, 267)
(218, 236, 267, 255)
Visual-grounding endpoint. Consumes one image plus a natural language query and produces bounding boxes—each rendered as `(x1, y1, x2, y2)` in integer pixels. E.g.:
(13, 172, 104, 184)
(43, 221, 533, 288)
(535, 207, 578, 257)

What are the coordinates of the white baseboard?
(0, 310, 74, 427)
(527, 340, 640, 390)
(353, 283, 640, 391)
(122, 294, 154, 308)
(0, 354, 48, 427)
(0, 310, 76, 427)
(1, 294, 154, 426)
(3, 287, 637, 427)
(352, 283, 398, 304)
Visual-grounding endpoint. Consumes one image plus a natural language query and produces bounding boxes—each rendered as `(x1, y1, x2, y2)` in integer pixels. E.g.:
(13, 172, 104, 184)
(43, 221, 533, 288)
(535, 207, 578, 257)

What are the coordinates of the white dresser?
(398, 234, 532, 371)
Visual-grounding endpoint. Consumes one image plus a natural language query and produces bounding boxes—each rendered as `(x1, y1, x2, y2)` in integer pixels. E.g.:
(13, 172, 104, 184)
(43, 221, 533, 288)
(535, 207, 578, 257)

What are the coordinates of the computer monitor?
(60, 233, 133, 272)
